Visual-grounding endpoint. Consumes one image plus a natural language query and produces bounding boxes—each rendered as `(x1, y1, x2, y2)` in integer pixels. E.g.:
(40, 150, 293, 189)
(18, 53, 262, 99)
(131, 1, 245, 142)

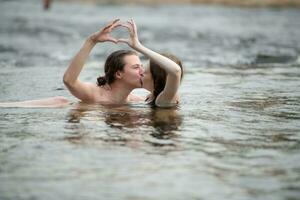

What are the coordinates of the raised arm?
(118, 19, 182, 106)
(63, 19, 120, 102)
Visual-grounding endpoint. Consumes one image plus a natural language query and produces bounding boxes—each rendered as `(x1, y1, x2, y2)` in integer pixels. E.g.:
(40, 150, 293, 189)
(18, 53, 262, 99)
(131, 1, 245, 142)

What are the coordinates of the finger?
(127, 20, 135, 31)
(128, 18, 134, 23)
(105, 25, 120, 34)
(106, 35, 118, 43)
(108, 18, 120, 26)
(103, 18, 120, 30)
(111, 24, 123, 30)
(119, 24, 131, 30)
(125, 21, 135, 32)
(131, 18, 137, 33)
(127, 20, 134, 27)
(110, 22, 123, 30)
(113, 23, 122, 28)
(131, 18, 136, 28)
(110, 20, 121, 28)
(117, 38, 129, 42)
(107, 25, 117, 32)
(103, 24, 112, 31)
(112, 18, 120, 24)
(117, 38, 129, 44)
(108, 40, 117, 44)
(107, 36, 118, 43)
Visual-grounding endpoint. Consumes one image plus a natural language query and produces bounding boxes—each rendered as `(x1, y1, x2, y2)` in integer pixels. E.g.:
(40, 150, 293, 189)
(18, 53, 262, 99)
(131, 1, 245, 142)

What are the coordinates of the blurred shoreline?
(59, 0, 300, 7)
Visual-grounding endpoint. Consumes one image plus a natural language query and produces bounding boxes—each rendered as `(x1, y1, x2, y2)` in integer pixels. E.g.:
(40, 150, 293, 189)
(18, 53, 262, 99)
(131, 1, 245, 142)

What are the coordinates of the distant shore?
(60, 0, 300, 7)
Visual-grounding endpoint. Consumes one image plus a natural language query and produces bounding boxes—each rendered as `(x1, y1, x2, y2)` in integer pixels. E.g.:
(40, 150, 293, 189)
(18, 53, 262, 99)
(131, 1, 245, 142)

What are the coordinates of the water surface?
(0, 1, 300, 200)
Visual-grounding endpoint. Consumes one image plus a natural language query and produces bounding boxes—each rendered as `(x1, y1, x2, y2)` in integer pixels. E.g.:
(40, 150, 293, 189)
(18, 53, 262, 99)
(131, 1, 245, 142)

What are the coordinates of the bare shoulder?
(85, 82, 103, 96)
(83, 82, 107, 102)
(85, 82, 99, 88)
(91, 84, 108, 97)
(127, 94, 145, 103)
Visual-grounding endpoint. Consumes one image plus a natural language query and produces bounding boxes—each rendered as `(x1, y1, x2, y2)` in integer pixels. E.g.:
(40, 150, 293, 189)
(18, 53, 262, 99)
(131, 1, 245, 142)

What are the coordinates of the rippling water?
(1, 0, 300, 200)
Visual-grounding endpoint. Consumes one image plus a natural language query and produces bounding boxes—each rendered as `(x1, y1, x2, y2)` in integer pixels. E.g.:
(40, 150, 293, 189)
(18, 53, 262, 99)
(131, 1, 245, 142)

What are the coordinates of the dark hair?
(97, 50, 137, 86)
(149, 53, 183, 105)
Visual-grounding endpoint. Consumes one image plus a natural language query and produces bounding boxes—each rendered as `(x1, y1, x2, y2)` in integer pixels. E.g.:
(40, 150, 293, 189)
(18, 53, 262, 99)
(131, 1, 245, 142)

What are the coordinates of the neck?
(144, 84, 154, 94)
(106, 81, 134, 104)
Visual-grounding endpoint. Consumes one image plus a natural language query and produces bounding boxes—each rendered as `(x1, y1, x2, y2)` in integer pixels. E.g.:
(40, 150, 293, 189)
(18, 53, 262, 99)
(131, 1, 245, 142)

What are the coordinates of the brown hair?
(97, 50, 137, 86)
(150, 53, 183, 105)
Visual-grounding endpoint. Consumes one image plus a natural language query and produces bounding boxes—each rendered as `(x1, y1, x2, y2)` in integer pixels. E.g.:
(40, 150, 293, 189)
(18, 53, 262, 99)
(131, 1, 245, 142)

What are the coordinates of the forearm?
(135, 44, 181, 76)
(63, 37, 96, 85)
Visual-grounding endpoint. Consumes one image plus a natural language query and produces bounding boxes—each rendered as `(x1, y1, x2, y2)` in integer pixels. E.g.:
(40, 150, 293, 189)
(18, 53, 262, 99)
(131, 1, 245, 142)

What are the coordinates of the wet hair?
(97, 50, 137, 86)
(149, 53, 183, 106)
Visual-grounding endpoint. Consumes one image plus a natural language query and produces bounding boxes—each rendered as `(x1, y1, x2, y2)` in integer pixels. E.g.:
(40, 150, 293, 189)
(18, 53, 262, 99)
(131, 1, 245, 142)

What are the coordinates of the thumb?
(117, 38, 129, 44)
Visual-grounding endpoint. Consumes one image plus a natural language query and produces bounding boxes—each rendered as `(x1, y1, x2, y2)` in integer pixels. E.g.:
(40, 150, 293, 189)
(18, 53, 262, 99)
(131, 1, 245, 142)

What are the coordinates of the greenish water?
(0, 0, 300, 200)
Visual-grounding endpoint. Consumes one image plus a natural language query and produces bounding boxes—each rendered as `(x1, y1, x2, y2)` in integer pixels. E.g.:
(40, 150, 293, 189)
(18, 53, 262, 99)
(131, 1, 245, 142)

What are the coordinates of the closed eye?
(131, 64, 143, 69)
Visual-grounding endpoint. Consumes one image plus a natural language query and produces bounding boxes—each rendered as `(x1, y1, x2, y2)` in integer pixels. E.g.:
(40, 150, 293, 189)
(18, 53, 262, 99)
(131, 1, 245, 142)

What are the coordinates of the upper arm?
(155, 72, 181, 107)
(64, 80, 96, 102)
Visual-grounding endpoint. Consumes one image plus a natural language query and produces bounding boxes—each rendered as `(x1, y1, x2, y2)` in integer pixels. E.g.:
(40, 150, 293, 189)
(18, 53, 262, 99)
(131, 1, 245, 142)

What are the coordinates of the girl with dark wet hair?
(119, 19, 183, 108)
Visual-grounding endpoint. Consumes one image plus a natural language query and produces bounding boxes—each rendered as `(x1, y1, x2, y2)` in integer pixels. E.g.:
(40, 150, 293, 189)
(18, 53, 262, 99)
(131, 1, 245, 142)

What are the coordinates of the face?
(141, 64, 154, 92)
(119, 55, 144, 88)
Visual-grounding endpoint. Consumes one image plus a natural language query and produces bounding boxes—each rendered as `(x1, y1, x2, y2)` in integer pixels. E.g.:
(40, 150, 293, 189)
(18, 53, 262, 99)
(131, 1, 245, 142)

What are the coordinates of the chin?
(142, 85, 151, 92)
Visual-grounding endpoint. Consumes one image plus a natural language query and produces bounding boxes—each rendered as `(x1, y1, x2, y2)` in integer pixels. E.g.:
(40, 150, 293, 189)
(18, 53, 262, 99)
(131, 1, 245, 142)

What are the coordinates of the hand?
(89, 19, 120, 44)
(117, 19, 141, 49)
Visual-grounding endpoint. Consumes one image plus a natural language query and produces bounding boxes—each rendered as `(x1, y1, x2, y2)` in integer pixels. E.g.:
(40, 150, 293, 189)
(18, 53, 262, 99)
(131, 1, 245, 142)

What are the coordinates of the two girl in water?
(0, 19, 183, 108)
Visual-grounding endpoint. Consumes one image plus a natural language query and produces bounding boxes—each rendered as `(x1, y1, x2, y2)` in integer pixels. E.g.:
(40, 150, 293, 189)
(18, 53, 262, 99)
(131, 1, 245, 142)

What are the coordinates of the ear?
(115, 70, 123, 79)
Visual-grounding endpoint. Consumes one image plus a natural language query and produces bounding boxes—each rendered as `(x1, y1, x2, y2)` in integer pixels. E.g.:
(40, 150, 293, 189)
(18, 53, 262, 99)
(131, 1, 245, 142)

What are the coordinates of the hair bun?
(97, 76, 107, 86)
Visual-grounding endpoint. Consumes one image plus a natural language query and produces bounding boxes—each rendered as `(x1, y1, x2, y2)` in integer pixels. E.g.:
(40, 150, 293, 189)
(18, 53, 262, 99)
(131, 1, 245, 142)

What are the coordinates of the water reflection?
(64, 103, 183, 148)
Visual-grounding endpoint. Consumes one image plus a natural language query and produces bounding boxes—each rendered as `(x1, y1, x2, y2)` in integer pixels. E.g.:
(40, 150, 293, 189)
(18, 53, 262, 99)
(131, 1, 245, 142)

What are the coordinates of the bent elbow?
(63, 74, 73, 87)
(63, 75, 69, 86)
(175, 67, 181, 75)
(171, 66, 181, 78)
